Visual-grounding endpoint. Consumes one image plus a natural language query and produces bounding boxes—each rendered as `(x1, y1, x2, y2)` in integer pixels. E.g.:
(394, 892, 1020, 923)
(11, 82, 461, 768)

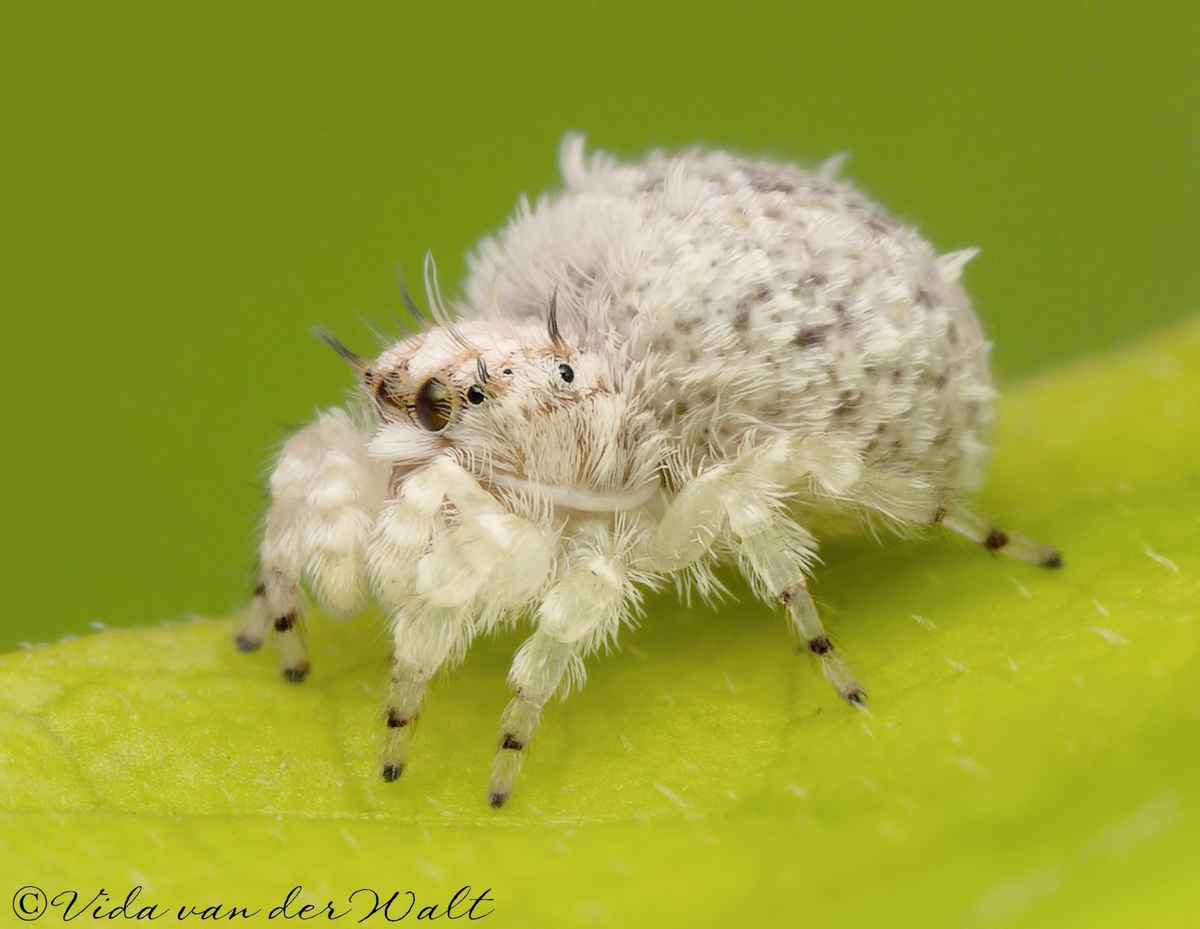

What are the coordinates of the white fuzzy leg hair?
(652, 432, 871, 705)
(488, 519, 643, 807)
(238, 408, 387, 681)
(652, 432, 1061, 711)
(369, 455, 556, 780)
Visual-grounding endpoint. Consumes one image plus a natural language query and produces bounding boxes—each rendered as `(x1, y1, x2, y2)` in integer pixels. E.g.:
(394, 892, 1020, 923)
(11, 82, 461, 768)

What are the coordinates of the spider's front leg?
(488, 522, 636, 808)
(653, 434, 867, 706)
(369, 456, 554, 781)
(239, 409, 386, 682)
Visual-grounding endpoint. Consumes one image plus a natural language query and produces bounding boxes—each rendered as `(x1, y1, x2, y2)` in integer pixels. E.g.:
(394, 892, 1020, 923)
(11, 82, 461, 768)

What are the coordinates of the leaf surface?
(3, 320, 1199, 927)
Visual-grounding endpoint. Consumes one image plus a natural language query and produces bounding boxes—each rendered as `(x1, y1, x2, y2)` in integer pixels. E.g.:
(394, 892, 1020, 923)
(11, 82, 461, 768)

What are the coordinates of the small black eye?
(557, 363, 575, 384)
(466, 385, 486, 405)
(414, 377, 456, 432)
(502, 368, 514, 376)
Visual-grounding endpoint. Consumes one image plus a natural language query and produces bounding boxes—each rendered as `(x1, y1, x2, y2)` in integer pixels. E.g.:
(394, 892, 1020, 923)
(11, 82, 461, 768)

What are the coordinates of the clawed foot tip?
(381, 763, 404, 782)
(843, 687, 867, 707)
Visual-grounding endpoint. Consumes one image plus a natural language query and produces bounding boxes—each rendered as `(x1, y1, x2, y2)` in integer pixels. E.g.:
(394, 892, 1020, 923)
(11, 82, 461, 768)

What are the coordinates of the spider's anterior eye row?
(414, 377, 456, 432)
(558, 363, 575, 384)
(466, 385, 486, 405)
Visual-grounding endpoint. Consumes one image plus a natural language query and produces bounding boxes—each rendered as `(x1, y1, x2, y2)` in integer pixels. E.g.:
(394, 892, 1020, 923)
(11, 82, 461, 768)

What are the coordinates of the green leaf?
(3, 319, 1198, 927)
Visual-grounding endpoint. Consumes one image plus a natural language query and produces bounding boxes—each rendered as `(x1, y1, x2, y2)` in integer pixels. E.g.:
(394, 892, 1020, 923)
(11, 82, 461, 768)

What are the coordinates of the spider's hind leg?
(840, 468, 1062, 570)
(931, 494, 1062, 569)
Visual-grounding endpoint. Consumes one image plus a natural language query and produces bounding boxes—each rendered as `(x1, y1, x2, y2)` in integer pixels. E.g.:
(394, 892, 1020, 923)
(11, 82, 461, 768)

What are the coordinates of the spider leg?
(654, 436, 867, 705)
(652, 433, 864, 572)
(370, 455, 554, 781)
(488, 632, 580, 808)
(820, 466, 1063, 569)
(236, 584, 270, 653)
(932, 494, 1062, 568)
(488, 529, 631, 808)
(237, 568, 309, 682)
(239, 408, 385, 682)
(380, 604, 472, 781)
(737, 520, 865, 706)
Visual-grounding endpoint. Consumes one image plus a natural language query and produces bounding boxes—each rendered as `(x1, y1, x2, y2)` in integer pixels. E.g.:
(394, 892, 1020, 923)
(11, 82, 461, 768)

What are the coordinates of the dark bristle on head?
(547, 288, 565, 348)
(313, 327, 367, 373)
(396, 265, 431, 325)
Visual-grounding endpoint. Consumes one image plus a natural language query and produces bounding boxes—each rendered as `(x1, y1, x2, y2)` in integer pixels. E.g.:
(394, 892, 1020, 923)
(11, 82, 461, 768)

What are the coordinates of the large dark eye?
(414, 377, 456, 432)
(466, 385, 486, 405)
(557, 363, 575, 384)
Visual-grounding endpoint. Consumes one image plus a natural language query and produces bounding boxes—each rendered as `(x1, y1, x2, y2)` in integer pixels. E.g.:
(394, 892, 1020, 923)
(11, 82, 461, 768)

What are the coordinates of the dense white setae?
(237, 135, 1061, 807)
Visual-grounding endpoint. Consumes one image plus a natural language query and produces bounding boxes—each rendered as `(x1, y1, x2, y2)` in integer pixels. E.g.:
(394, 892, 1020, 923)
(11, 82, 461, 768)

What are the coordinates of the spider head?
(319, 317, 662, 511)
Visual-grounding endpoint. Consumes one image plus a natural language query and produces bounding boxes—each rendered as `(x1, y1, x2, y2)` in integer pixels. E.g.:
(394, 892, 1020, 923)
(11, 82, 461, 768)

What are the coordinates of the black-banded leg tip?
(984, 528, 1009, 551)
(282, 662, 310, 684)
(235, 635, 262, 653)
(1043, 552, 1064, 569)
(488, 791, 509, 809)
(381, 763, 404, 782)
(843, 687, 868, 708)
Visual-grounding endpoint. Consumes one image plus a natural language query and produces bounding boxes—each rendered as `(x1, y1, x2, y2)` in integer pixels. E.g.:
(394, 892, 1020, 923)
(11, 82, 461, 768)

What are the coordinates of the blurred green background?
(1, 2, 1196, 651)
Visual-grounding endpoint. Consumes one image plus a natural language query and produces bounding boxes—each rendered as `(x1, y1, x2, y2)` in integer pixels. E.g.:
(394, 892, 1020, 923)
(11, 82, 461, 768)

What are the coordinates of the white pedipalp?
(485, 472, 661, 514)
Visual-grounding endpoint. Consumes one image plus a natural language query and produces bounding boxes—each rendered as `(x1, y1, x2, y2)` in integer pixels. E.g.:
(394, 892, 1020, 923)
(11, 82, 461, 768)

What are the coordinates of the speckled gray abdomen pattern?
(466, 143, 994, 495)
